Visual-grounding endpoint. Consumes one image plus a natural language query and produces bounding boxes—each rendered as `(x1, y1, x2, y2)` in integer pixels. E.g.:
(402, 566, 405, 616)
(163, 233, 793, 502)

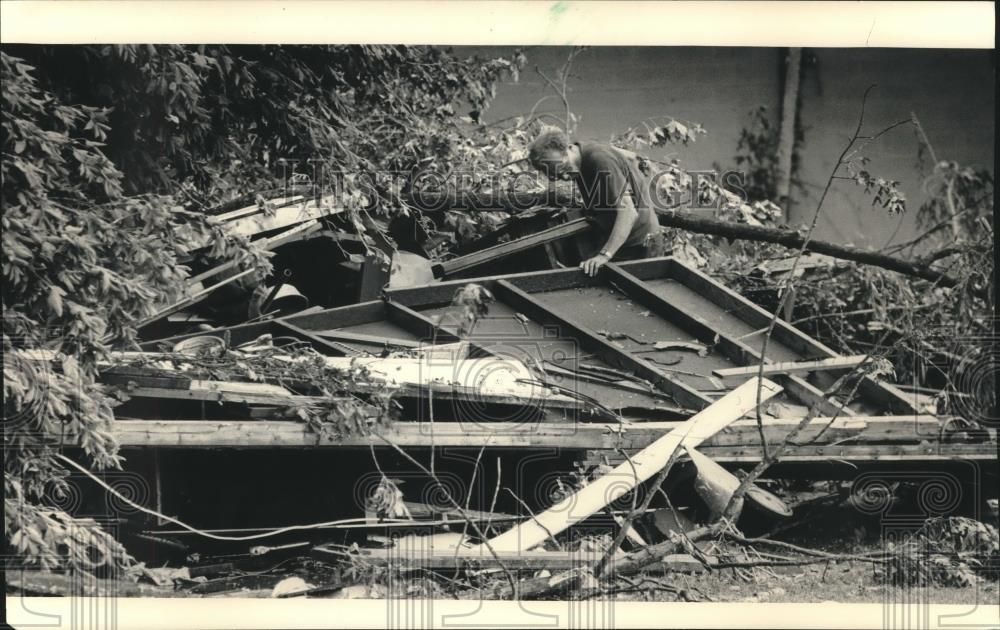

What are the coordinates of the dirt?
(621, 552, 998, 604)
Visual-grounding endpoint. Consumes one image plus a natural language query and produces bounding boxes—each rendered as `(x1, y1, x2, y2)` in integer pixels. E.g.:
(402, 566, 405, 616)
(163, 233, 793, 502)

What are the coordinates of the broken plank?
(402, 502, 517, 522)
(100, 418, 996, 460)
(315, 354, 568, 403)
(688, 443, 998, 462)
(224, 195, 341, 237)
(602, 262, 850, 417)
(478, 378, 783, 553)
(103, 415, 950, 448)
(437, 218, 591, 278)
(186, 220, 321, 287)
(125, 379, 583, 413)
(314, 329, 422, 349)
(713, 356, 870, 378)
(384, 300, 463, 343)
(123, 385, 320, 408)
(135, 268, 256, 330)
(329, 547, 619, 571)
(214, 195, 307, 222)
(492, 278, 714, 410)
(273, 320, 361, 357)
(661, 257, 919, 415)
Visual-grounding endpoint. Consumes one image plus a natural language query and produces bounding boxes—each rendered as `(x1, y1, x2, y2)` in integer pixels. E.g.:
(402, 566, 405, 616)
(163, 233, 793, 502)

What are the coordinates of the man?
(528, 128, 659, 276)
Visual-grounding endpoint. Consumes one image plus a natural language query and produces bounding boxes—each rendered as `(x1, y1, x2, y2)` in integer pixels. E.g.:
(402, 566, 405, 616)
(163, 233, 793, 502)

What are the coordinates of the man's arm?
(581, 194, 638, 276)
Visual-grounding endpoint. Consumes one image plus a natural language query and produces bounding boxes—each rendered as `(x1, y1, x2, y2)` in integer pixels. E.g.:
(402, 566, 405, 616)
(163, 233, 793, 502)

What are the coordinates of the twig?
(502, 488, 564, 551)
(485, 457, 502, 534)
(753, 84, 881, 460)
(592, 440, 686, 578)
(456, 443, 488, 560)
(377, 436, 519, 596)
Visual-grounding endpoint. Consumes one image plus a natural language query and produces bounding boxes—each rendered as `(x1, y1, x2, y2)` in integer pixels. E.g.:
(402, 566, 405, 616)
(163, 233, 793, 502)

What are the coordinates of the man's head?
(528, 127, 578, 181)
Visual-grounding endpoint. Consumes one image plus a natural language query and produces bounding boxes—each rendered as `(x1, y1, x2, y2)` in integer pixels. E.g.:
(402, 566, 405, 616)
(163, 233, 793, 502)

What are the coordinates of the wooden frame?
(143, 256, 928, 416)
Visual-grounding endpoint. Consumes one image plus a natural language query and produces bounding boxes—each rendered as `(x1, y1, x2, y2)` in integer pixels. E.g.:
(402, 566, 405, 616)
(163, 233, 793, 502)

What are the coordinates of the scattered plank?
(224, 195, 341, 238)
(713, 356, 870, 378)
(478, 378, 783, 553)
(435, 218, 591, 278)
(135, 268, 256, 330)
(321, 546, 619, 571)
(492, 278, 715, 410)
(602, 262, 851, 417)
(100, 415, 975, 449)
(214, 195, 307, 222)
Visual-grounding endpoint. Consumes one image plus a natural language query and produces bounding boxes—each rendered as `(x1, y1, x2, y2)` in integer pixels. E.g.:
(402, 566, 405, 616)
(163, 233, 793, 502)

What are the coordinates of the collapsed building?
(23, 192, 997, 596)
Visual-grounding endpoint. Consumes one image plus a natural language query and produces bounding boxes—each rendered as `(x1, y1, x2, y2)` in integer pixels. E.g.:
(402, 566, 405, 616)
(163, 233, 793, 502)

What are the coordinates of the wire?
(54, 453, 437, 542)
(56, 453, 528, 541)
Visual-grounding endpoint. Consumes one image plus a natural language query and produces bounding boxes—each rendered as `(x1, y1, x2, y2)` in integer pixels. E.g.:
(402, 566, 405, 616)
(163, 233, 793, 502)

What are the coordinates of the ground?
(629, 556, 998, 604)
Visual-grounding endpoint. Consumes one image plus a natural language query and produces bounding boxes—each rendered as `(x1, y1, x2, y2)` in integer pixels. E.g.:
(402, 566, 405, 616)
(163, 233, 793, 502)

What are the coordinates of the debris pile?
(12, 205, 998, 601)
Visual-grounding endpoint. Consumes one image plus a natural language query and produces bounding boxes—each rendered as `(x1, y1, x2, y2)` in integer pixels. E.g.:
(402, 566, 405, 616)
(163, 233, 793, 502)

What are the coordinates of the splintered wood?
(479, 377, 783, 553)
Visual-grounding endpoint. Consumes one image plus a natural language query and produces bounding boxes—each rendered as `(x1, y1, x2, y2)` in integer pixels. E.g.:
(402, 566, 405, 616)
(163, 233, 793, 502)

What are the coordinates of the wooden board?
(99, 414, 963, 447)
(480, 378, 782, 553)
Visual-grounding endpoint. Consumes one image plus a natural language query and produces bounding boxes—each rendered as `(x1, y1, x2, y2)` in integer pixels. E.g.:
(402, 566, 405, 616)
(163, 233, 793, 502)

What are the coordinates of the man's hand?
(580, 254, 610, 277)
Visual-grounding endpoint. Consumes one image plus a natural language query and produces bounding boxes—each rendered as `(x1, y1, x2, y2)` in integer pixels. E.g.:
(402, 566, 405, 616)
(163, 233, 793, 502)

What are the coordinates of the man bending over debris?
(529, 128, 660, 276)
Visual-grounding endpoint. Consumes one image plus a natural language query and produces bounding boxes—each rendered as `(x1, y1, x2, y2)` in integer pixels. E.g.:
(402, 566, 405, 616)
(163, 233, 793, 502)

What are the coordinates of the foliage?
(731, 105, 803, 203)
(2, 49, 275, 576)
(880, 517, 999, 587)
(2, 44, 526, 214)
(452, 283, 495, 337)
(124, 340, 399, 440)
(680, 106, 993, 411)
(616, 117, 707, 150)
(5, 477, 143, 577)
(846, 157, 906, 215)
(3, 44, 522, 577)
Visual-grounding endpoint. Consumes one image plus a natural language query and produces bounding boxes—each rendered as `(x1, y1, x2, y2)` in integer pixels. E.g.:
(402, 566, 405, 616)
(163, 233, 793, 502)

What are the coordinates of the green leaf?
(47, 286, 64, 317)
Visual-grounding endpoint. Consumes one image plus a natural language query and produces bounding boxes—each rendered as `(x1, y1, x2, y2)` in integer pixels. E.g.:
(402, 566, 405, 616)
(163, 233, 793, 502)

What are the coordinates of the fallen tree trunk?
(654, 210, 960, 287)
(410, 190, 961, 287)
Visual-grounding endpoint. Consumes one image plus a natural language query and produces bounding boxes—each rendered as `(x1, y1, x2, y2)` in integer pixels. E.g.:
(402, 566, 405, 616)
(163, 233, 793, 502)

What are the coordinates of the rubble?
(20, 252, 998, 600)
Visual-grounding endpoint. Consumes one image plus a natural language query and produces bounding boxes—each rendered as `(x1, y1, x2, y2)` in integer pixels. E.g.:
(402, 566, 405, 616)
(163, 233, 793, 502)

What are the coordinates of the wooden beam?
(602, 263, 849, 417)
(273, 320, 359, 357)
(327, 547, 621, 571)
(713, 356, 869, 378)
(100, 416, 995, 459)
(313, 329, 422, 349)
(139, 300, 388, 351)
(385, 265, 595, 310)
(492, 278, 714, 410)
(280, 300, 387, 331)
(663, 258, 919, 415)
(436, 218, 592, 278)
(479, 378, 782, 553)
(214, 195, 307, 223)
(225, 195, 341, 237)
(384, 301, 462, 343)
